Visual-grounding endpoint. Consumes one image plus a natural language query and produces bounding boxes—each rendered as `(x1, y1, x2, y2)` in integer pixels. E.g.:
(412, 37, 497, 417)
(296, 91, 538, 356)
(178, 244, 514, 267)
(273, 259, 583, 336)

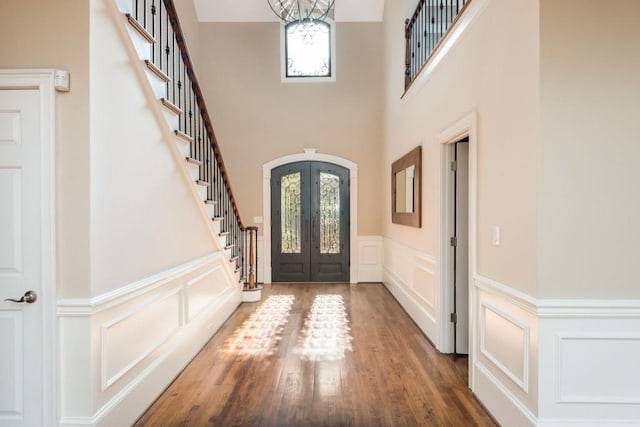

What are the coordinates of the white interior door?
(454, 141, 469, 354)
(0, 89, 45, 426)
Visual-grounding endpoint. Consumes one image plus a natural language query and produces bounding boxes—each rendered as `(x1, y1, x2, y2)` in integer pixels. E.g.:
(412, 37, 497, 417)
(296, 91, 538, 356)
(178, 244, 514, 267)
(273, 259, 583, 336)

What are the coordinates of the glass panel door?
(280, 172, 302, 254)
(310, 162, 350, 282)
(271, 162, 311, 282)
(271, 161, 350, 282)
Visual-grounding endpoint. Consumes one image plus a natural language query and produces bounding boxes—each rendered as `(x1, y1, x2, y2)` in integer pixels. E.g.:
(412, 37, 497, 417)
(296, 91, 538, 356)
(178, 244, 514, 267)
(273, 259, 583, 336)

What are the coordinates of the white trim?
(262, 149, 358, 283)
(474, 274, 538, 313)
(555, 333, 640, 405)
(57, 253, 223, 316)
(479, 301, 530, 392)
(0, 69, 57, 427)
(381, 237, 439, 343)
(438, 112, 477, 378)
(474, 361, 538, 426)
(100, 286, 184, 391)
(357, 235, 383, 282)
(58, 253, 240, 425)
(473, 274, 640, 317)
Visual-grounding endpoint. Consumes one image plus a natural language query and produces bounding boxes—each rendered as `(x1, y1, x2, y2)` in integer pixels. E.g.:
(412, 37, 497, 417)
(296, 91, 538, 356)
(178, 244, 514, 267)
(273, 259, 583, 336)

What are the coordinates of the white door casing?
(0, 71, 57, 427)
(438, 112, 477, 387)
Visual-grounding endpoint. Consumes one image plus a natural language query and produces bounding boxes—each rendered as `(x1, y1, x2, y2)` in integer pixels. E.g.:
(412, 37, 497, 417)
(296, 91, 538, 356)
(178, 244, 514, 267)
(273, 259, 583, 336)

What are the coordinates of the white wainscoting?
(537, 303, 640, 426)
(472, 276, 640, 427)
(381, 237, 439, 345)
(472, 276, 538, 427)
(57, 253, 242, 427)
(357, 236, 383, 282)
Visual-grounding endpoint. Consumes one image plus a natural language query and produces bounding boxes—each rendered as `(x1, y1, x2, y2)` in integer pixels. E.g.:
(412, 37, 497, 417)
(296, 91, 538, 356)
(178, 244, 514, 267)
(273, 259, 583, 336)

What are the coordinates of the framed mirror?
(392, 146, 421, 227)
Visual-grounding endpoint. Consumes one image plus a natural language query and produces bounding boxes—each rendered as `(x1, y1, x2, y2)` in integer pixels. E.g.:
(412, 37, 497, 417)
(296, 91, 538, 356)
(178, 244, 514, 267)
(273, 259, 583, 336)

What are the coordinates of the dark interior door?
(271, 161, 350, 282)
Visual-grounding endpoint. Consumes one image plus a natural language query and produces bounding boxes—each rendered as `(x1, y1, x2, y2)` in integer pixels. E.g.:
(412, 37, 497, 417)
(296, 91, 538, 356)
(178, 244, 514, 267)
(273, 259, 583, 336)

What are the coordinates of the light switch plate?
(492, 226, 501, 246)
(254, 216, 263, 224)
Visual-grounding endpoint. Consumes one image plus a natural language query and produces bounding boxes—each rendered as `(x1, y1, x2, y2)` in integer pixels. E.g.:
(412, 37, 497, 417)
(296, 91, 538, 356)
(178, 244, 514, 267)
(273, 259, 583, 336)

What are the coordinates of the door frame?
(0, 70, 57, 425)
(263, 149, 358, 284)
(438, 112, 477, 388)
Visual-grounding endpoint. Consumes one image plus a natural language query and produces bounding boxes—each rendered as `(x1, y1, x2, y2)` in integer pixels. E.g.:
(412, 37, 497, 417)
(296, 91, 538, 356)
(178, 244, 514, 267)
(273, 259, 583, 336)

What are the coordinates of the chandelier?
(267, 0, 336, 25)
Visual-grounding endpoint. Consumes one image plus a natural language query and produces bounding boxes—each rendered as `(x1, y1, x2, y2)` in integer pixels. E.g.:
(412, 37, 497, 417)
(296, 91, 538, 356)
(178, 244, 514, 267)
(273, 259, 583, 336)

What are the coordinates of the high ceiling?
(193, 0, 386, 22)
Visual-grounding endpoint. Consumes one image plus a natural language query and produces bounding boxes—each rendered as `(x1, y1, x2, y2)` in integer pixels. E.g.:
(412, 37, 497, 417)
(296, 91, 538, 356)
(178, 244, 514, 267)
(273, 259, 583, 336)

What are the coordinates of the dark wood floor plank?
(134, 283, 497, 427)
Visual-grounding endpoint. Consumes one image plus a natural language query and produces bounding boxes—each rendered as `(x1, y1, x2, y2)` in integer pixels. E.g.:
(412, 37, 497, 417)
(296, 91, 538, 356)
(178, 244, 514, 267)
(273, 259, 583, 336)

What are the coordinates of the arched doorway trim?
(262, 149, 358, 283)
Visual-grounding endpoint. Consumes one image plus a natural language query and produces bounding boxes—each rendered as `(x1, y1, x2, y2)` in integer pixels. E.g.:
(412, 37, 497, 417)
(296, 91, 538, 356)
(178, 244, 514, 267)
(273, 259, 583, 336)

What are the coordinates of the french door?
(271, 161, 350, 282)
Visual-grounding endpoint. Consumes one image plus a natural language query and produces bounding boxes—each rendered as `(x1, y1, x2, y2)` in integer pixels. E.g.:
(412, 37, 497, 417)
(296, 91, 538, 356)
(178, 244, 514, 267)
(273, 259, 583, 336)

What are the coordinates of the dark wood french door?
(271, 161, 350, 282)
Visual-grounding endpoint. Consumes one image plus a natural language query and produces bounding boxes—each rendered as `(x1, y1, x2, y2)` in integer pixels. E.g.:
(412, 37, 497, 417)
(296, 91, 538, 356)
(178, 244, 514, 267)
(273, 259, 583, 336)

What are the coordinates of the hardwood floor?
(135, 283, 497, 427)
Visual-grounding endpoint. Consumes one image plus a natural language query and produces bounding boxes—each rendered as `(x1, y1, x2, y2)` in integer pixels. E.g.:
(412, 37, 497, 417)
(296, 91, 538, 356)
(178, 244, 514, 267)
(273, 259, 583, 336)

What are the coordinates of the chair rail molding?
(262, 149, 359, 283)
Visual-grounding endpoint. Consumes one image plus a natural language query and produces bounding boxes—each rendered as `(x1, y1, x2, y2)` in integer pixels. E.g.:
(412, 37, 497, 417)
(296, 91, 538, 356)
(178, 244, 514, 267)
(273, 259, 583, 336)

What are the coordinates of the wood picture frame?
(392, 146, 422, 227)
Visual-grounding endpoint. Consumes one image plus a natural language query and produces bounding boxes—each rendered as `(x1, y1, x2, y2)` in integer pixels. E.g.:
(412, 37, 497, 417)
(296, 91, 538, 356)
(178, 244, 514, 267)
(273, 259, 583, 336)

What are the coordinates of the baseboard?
(381, 237, 439, 344)
(383, 266, 439, 343)
(474, 361, 537, 427)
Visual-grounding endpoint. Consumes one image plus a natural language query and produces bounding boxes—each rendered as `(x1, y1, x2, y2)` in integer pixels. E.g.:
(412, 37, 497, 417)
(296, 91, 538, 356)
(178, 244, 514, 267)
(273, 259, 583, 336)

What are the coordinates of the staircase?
(112, 0, 257, 286)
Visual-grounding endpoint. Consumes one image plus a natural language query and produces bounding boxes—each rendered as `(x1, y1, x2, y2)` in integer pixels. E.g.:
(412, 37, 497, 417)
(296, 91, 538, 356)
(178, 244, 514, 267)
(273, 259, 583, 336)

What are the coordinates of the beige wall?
(174, 0, 201, 68)
(0, 0, 91, 298)
(88, 0, 219, 296)
(197, 22, 384, 235)
(383, 0, 540, 296)
(539, 0, 640, 299)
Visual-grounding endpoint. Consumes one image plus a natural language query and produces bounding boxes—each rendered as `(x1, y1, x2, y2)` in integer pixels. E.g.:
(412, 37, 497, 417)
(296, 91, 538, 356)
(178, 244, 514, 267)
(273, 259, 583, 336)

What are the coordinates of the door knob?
(4, 291, 37, 304)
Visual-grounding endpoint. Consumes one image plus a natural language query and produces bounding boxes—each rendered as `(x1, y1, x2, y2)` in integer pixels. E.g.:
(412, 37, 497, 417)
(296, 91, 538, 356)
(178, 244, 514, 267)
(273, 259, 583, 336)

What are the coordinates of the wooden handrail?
(162, 0, 244, 228)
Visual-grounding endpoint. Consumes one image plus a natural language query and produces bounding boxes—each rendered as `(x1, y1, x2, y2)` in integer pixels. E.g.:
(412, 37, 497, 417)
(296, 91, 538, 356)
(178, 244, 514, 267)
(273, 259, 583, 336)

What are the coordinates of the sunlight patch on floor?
(223, 295, 295, 357)
(295, 295, 353, 361)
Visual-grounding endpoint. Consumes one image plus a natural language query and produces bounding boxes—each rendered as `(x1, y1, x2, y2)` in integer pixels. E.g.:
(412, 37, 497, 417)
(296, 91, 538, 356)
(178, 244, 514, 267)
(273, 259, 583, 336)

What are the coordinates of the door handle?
(4, 291, 37, 304)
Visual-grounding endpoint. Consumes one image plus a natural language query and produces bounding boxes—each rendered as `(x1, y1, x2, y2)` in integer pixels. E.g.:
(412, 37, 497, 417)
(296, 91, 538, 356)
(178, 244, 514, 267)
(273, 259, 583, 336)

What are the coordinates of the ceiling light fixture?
(267, 0, 336, 25)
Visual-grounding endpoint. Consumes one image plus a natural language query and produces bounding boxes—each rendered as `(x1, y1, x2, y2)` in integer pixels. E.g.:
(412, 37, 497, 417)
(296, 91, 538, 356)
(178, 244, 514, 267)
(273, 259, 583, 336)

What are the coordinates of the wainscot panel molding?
(538, 303, 640, 425)
(58, 253, 242, 427)
(471, 275, 640, 426)
(479, 301, 530, 393)
(357, 236, 383, 282)
(472, 275, 538, 427)
(382, 237, 439, 345)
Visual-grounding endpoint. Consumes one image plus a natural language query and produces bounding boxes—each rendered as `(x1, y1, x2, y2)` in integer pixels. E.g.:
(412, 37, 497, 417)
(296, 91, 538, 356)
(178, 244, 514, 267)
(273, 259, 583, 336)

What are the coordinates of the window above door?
(281, 20, 336, 82)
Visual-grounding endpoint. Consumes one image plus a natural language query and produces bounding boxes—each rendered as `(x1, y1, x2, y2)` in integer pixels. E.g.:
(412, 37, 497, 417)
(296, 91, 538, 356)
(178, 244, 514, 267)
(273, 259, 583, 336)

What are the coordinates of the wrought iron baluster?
(158, 1, 163, 71)
(150, 1, 156, 63)
(439, 1, 443, 44)
(165, 11, 170, 97)
(422, 1, 427, 64)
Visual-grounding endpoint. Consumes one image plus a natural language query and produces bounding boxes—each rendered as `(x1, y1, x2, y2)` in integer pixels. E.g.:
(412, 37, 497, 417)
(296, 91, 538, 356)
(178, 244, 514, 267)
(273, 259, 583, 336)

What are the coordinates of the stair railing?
(126, 0, 258, 285)
(404, 0, 471, 91)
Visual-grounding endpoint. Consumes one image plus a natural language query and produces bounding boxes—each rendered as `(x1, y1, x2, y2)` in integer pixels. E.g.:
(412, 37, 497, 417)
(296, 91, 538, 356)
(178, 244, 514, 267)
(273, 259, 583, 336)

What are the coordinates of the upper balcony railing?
(126, 0, 259, 287)
(404, 0, 470, 91)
